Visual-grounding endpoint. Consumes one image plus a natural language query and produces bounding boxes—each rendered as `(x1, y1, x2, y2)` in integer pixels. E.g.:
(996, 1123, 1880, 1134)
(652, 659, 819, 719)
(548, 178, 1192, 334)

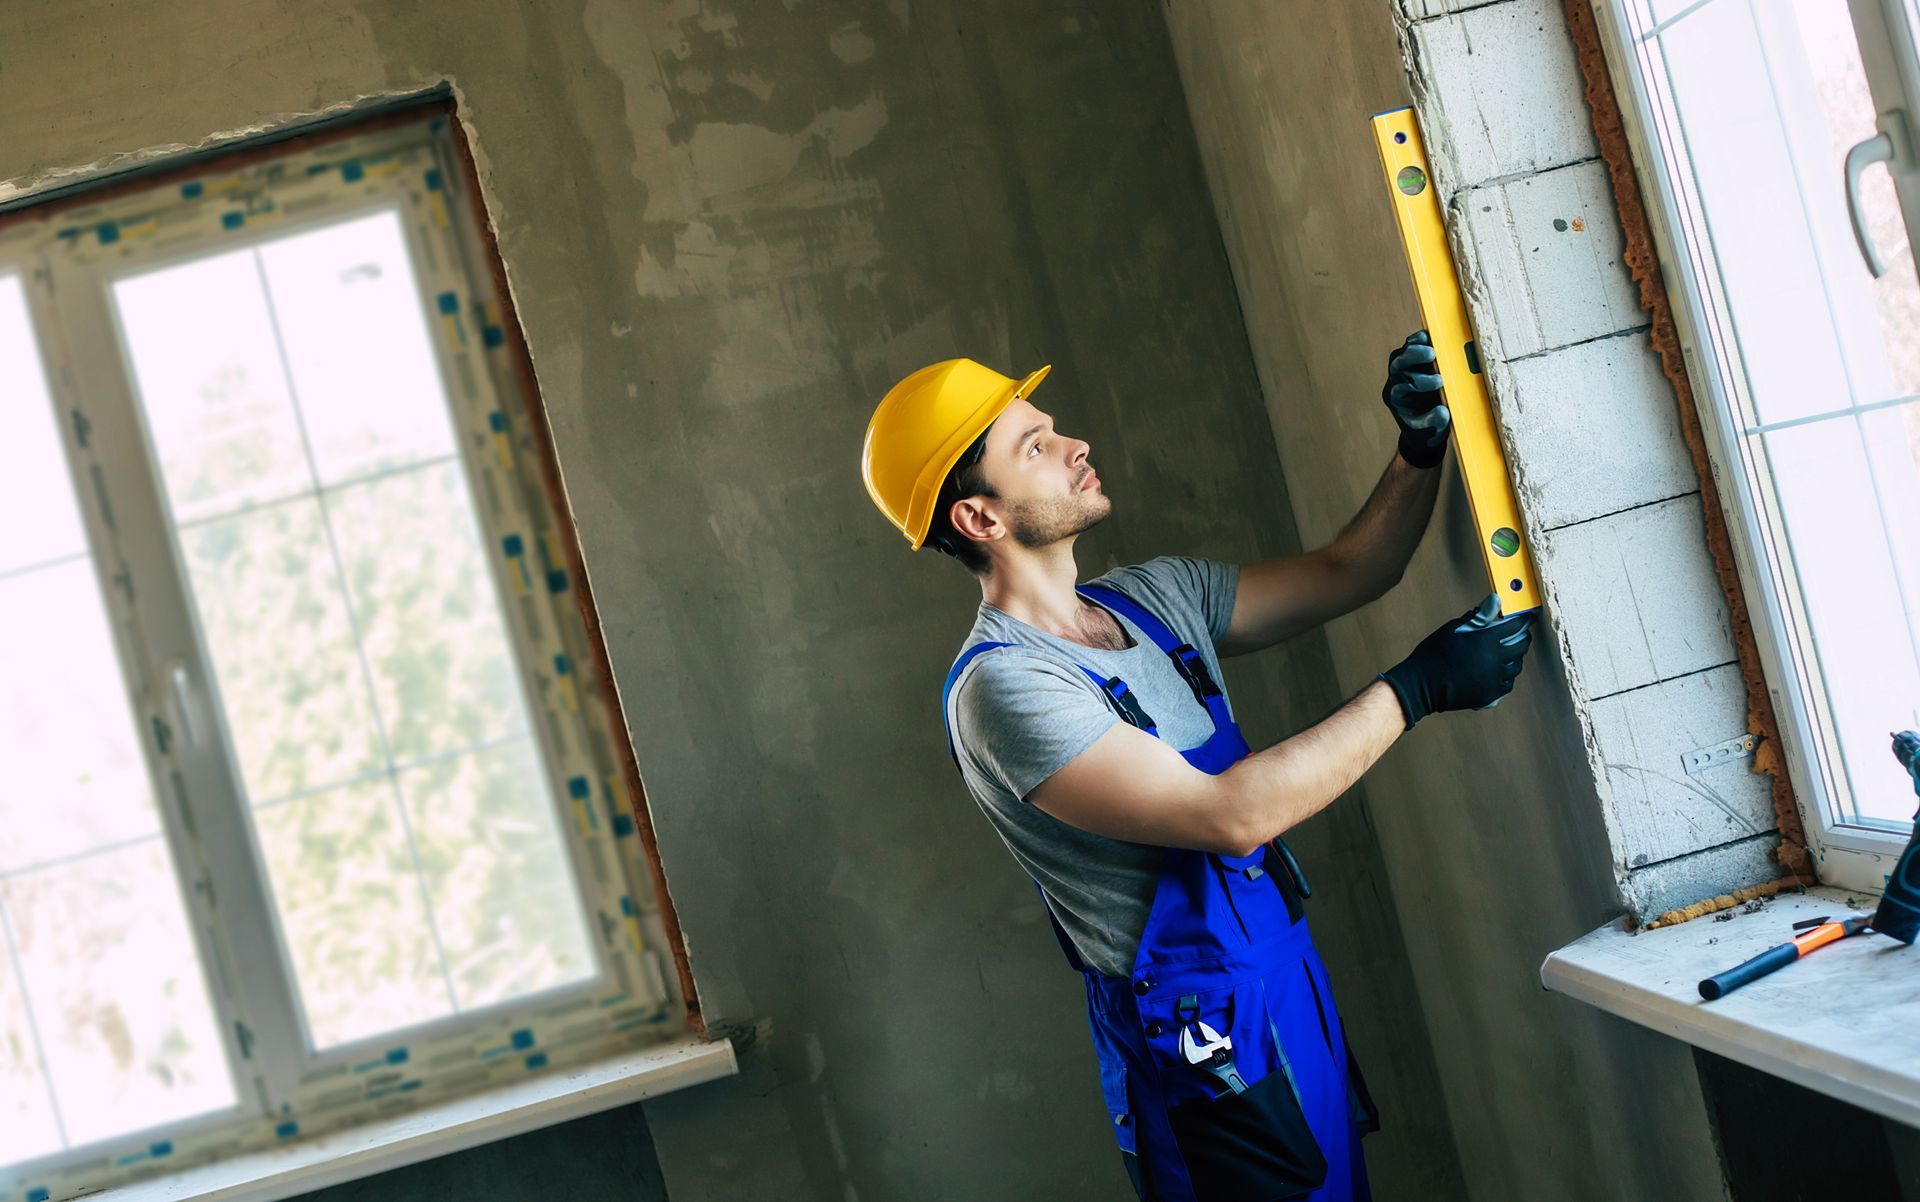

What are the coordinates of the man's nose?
(1070, 439, 1090, 465)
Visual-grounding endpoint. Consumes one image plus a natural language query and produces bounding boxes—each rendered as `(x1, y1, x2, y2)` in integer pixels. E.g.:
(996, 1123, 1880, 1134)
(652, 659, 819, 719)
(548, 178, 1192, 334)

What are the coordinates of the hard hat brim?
(906, 364, 1052, 549)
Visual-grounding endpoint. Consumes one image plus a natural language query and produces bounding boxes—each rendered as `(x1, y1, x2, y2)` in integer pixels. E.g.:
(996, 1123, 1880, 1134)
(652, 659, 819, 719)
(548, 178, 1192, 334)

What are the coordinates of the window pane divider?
(246, 246, 463, 1021)
(1643, 0, 1724, 43)
(1741, 391, 1920, 435)
(172, 452, 462, 534)
(0, 893, 70, 1147)
(0, 831, 167, 883)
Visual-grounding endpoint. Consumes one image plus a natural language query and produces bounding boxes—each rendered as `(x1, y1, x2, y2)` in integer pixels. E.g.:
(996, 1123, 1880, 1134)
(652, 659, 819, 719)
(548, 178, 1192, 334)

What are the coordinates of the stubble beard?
(1004, 490, 1113, 550)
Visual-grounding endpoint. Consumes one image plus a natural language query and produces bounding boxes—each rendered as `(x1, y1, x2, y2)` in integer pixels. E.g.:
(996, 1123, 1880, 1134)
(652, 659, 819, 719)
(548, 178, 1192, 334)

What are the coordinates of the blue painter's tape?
(437, 291, 459, 315)
(489, 411, 507, 433)
(96, 222, 120, 244)
(342, 160, 365, 183)
(568, 776, 591, 800)
(547, 570, 570, 593)
(503, 534, 525, 556)
(222, 212, 245, 230)
(275, 1121, 299, 1139)
(525, 1052, 549, 1071)
(511, 1028, 535, 1050)
(29, 1188, 50, 1202)
(181, 181, 204, 199)
(553, 654, 571, 676)
(613, 815, 636, 838)
(151, 1141, 173, 1158)
(619, 895, 636, 917)
(482, 325, 505, 348)
(386, 1046, 409, 1065)
(425, 168, 443, 191)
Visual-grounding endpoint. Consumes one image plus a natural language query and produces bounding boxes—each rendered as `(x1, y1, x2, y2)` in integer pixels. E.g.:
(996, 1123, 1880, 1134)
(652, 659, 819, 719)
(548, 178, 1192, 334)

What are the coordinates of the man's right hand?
(1378, 594, 1535, 729)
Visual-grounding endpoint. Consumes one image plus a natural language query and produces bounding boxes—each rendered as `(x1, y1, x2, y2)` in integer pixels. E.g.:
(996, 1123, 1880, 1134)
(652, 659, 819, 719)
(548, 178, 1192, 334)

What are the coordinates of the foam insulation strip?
(1560, 0, 1812, 883)
(1641, 879, 1810, 931)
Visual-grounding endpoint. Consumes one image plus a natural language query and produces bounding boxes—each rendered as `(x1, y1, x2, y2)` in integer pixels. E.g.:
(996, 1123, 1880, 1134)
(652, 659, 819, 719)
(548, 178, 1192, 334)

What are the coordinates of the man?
(860, 337, 1534, 1201)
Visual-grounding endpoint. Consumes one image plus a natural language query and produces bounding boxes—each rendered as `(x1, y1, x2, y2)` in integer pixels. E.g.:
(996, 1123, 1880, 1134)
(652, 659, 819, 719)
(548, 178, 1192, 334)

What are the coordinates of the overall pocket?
(1156, 980, 1327, 1202)
(1166, 1068, 1327, 1201)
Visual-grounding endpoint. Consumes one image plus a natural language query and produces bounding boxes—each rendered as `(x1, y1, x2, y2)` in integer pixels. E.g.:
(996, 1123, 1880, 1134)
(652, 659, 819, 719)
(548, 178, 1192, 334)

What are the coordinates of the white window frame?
(1588, 0, 1920, 894)
(0, 112, 688, 1200)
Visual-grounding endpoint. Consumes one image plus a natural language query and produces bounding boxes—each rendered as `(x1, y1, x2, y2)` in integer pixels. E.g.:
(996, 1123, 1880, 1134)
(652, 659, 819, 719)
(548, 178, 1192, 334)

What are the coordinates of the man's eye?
(1027, 442, 1041, 458)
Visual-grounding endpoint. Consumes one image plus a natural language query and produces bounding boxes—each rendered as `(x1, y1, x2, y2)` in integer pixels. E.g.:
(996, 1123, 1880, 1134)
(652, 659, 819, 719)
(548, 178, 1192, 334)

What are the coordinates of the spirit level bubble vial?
(1371, 106, 1541, 616)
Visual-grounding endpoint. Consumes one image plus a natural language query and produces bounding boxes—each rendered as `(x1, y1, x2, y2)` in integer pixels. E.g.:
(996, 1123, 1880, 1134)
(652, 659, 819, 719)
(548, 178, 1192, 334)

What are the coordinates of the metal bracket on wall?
(1683, 734, 1760, 776)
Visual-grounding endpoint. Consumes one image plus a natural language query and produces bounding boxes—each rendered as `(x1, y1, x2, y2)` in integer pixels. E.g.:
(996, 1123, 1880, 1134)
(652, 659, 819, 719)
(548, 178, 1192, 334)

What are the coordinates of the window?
(0, 112, 679, 1198)
(1593, 0, 1920, 891)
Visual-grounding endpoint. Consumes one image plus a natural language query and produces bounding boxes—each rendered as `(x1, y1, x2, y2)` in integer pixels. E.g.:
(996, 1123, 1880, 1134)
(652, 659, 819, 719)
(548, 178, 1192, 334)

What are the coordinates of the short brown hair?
(926, 430, 996, 576)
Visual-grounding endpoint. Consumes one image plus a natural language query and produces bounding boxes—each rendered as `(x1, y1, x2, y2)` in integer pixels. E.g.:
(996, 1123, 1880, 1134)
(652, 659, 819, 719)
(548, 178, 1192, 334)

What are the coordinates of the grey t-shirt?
(946, 556, 1240, 977)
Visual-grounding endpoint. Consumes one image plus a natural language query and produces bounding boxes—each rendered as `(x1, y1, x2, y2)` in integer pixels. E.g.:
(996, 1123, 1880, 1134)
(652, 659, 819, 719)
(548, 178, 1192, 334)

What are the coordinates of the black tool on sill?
(1870, 730, 1920, 945)
(1699, 730, 1920, 1000)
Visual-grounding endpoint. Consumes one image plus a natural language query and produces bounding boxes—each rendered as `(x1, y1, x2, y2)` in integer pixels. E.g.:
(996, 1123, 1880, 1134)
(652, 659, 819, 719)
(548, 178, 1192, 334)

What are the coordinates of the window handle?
(1844, 111, 1911, 280)
(169, 660, 204, 750)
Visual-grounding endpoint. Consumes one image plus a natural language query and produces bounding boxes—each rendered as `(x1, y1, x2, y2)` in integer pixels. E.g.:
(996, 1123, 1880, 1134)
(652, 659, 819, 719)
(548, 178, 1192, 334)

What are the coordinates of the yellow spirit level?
(1371, 106, 1541, 615)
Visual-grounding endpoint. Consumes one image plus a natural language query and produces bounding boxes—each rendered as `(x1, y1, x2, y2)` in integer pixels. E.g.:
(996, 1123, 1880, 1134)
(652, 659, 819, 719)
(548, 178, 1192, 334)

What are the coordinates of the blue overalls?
(944, 582, 1376, 1201)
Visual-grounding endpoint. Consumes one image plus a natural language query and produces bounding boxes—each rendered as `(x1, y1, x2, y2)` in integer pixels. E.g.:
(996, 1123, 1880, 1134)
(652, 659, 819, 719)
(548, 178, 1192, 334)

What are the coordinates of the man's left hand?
(1382, 330, 1449, 469)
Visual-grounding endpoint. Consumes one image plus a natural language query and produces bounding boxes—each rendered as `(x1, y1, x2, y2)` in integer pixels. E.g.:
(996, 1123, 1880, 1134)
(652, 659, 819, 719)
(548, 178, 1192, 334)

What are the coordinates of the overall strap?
(942, 643, 1158, 768)
(942, 641, 1015, 765)
(1076, 582, 1232, 726)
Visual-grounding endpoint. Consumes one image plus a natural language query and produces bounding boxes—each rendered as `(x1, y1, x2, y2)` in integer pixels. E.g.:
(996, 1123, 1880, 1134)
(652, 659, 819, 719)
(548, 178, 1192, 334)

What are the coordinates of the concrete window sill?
(83, 1034, 738, 1202)
(1542, 887, 1920, 1125)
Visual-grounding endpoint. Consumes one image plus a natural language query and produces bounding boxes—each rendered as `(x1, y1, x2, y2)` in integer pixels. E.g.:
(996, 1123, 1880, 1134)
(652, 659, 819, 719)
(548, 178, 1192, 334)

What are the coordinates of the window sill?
(85, 1034, 738, 1202)
(1542, 886, 1920, 1125)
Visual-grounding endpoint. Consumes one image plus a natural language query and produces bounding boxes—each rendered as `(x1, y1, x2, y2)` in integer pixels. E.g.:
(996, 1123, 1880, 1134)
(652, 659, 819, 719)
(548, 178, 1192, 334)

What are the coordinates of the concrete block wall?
(1404, 0, 1785, 918)
(1163, 0, 1730, 1195)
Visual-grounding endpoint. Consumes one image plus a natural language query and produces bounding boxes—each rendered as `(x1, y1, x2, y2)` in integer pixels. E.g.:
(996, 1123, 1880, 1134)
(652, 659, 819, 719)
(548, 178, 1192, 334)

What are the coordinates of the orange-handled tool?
(1698, 915, 1870, 1000)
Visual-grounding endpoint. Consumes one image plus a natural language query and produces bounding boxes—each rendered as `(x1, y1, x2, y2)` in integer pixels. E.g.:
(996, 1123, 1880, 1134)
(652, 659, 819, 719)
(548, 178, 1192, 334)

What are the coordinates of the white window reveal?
(1594, 0, 1920, 891)
(0, 114, 694, 1201)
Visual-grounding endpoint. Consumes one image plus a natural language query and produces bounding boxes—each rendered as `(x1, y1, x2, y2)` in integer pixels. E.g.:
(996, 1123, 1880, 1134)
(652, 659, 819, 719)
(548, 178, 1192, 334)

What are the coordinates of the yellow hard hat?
(861, 358, 1051, 549)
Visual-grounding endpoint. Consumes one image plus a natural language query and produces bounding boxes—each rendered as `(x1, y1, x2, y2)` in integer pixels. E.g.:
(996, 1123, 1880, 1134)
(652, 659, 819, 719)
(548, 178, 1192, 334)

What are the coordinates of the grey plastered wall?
(1163, 0, 1730, 1197)
(0, 2, 1451, 1199)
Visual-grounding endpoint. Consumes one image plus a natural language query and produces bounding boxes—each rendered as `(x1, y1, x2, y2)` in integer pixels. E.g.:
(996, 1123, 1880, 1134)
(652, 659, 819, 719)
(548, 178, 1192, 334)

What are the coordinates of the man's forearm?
(1209, 681, 1404, 853)
(1324, 454, 1442, 599)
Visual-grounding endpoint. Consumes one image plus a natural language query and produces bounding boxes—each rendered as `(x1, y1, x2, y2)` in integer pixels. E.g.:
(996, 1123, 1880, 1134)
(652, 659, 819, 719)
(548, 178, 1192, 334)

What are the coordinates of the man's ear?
(949, 496, 1001, 545)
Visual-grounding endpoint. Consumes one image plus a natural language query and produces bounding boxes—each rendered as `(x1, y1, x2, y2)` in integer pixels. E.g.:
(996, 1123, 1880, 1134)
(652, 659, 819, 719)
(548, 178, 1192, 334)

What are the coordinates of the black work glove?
(1379, 594, 1534, 729)
(1382, 330, 1450, 469)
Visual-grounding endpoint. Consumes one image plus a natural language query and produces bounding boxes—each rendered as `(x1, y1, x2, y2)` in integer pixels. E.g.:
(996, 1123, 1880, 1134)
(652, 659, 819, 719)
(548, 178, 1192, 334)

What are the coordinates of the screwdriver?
(1698, 915, 1871, 1000)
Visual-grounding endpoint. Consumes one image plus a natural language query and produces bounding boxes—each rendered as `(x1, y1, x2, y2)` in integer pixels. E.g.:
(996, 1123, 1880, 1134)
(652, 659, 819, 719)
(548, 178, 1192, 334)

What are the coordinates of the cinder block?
(1407, 0, 1598, 191)
(1500, 334, 1697, 528)
(1620, 833, 1783, 923)
(1458, 160, 1641, 359)
(1537, 494, 1736, 698)
(1589, 664, 1777, 872)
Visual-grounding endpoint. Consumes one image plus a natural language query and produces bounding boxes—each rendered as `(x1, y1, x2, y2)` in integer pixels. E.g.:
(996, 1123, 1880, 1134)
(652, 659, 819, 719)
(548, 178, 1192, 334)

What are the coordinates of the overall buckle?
(1170, 644, 1223, 708)
(1100, 676, 1157, 733)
